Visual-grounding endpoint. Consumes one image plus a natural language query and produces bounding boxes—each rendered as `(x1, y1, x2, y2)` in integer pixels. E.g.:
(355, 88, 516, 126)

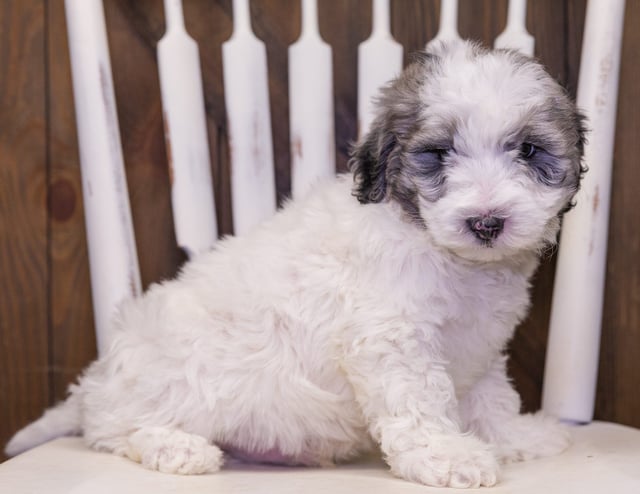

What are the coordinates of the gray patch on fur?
(350, 53, 444, 225)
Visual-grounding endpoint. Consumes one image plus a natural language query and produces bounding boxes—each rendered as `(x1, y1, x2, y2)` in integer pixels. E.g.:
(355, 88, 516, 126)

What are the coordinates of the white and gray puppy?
(7, 41, 586, 488)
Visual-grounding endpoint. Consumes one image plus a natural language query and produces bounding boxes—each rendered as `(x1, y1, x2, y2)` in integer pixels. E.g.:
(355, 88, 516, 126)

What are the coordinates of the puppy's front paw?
(388, 435, 499, 488)
(493, 412, 571, 464)
(127, 427, 223, 475)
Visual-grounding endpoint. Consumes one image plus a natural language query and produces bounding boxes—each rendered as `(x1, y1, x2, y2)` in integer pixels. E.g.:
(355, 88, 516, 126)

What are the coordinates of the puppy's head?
(351, 41, 587, 262)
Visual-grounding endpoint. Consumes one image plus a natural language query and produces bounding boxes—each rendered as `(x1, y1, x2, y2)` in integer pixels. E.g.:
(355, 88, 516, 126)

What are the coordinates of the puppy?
(6, 41, 586, 488)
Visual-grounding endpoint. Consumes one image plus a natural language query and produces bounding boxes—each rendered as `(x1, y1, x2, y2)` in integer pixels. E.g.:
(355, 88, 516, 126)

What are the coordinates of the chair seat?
(2, 421, 639, 493)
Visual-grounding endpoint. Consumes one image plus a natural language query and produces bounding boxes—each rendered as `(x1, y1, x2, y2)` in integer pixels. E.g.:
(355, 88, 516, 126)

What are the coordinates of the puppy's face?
(351, 42, 586, 262)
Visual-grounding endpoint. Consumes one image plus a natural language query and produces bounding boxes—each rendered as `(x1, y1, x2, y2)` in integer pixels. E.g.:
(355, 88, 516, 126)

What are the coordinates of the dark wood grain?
(0, 0, 49, 461)
(252, 0, 300, 204)
(105, 0, 186, 288)
(596, 0, 640, 427)
(391, 0, 440, 65)
(47, 0, 97, 403)
(2, 0, 640, 463)
(459, 0, 508, 44)
(183, 0, 234, 235)
(320, 0, 372, 172)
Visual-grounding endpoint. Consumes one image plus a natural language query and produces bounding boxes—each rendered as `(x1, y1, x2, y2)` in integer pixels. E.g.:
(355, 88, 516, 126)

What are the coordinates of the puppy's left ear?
(350, 50, 437, 204)
(559, 109, 590, 216)
(570, 108, 589, 189)
(575, 109, 588, 164)
(349, 119, 397, 204)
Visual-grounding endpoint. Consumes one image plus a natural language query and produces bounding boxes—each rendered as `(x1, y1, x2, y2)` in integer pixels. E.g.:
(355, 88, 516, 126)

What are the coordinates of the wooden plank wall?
(1, 0, 639, 461)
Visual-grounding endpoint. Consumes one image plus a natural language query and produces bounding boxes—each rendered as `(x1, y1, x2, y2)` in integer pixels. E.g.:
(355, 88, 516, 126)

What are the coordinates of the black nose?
(466, 215, 505, 242)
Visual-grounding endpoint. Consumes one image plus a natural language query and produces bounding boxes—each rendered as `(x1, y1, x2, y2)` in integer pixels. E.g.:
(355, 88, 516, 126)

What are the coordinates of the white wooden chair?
(3, 0, 640, 492)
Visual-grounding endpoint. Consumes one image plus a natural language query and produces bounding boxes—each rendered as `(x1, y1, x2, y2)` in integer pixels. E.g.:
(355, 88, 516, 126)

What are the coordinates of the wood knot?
(50, 178, 76, 222)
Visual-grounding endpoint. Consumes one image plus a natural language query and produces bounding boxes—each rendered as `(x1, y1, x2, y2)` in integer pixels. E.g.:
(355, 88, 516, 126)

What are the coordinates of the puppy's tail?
(5, 391, 81, 456)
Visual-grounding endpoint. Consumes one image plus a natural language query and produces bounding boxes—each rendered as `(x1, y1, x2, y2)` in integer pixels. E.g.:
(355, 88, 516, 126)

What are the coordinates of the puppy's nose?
(466, 215, 505, 242)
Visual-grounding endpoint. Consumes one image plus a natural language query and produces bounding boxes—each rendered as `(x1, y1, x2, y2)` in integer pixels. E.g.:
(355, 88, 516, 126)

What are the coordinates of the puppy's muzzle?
(466, 215, 505, 242)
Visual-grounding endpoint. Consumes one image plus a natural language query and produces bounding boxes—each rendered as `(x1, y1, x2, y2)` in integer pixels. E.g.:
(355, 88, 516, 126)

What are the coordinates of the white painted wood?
(222, 0, 277, 235)
(494, 0, 535, 57)
(289, 0, 335, 199)
(542, 0, 626, 423)
(158, 0, 217, 258)
(426, 0, 461, 49)
(65, 0, 142, 356)
(5, 422, 640, 493)
(357, 0, 403, 138)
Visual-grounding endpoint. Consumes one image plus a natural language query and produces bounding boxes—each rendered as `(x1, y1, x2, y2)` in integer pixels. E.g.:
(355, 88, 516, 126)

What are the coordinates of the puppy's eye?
(411, 146, 452, 176)
(520, 143, 537, 159)
(418, 148, 450, 161)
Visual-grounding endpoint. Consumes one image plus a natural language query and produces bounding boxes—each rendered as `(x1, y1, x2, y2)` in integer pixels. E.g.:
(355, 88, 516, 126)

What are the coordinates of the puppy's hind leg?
(125, 427, 224, 475)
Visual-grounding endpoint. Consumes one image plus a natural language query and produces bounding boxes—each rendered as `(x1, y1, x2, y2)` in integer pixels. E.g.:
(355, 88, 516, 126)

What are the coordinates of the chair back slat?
(64, 0, 141, 356)
(357, 0, 403, 138)
(158, 0, 217, 258)
(494, 0, 535, 56)
(289, 0, 336, 199)
(427, 0, 461, 49)
(543, 0, 626, 423)
(222, 0, 277, 235)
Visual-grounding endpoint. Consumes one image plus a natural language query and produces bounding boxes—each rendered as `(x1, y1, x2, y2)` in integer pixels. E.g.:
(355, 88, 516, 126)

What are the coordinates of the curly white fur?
(6, 41, 586, 488)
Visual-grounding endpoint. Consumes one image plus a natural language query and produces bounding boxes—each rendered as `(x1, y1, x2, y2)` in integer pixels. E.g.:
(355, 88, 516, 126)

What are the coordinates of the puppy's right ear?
(349, 119, 396, 204)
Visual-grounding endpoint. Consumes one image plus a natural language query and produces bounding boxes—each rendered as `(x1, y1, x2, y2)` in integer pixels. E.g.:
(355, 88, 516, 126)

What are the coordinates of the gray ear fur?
(349, 120, 397, 204)
(349, 51, 442, 204)
(560, 109, 589, 215)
